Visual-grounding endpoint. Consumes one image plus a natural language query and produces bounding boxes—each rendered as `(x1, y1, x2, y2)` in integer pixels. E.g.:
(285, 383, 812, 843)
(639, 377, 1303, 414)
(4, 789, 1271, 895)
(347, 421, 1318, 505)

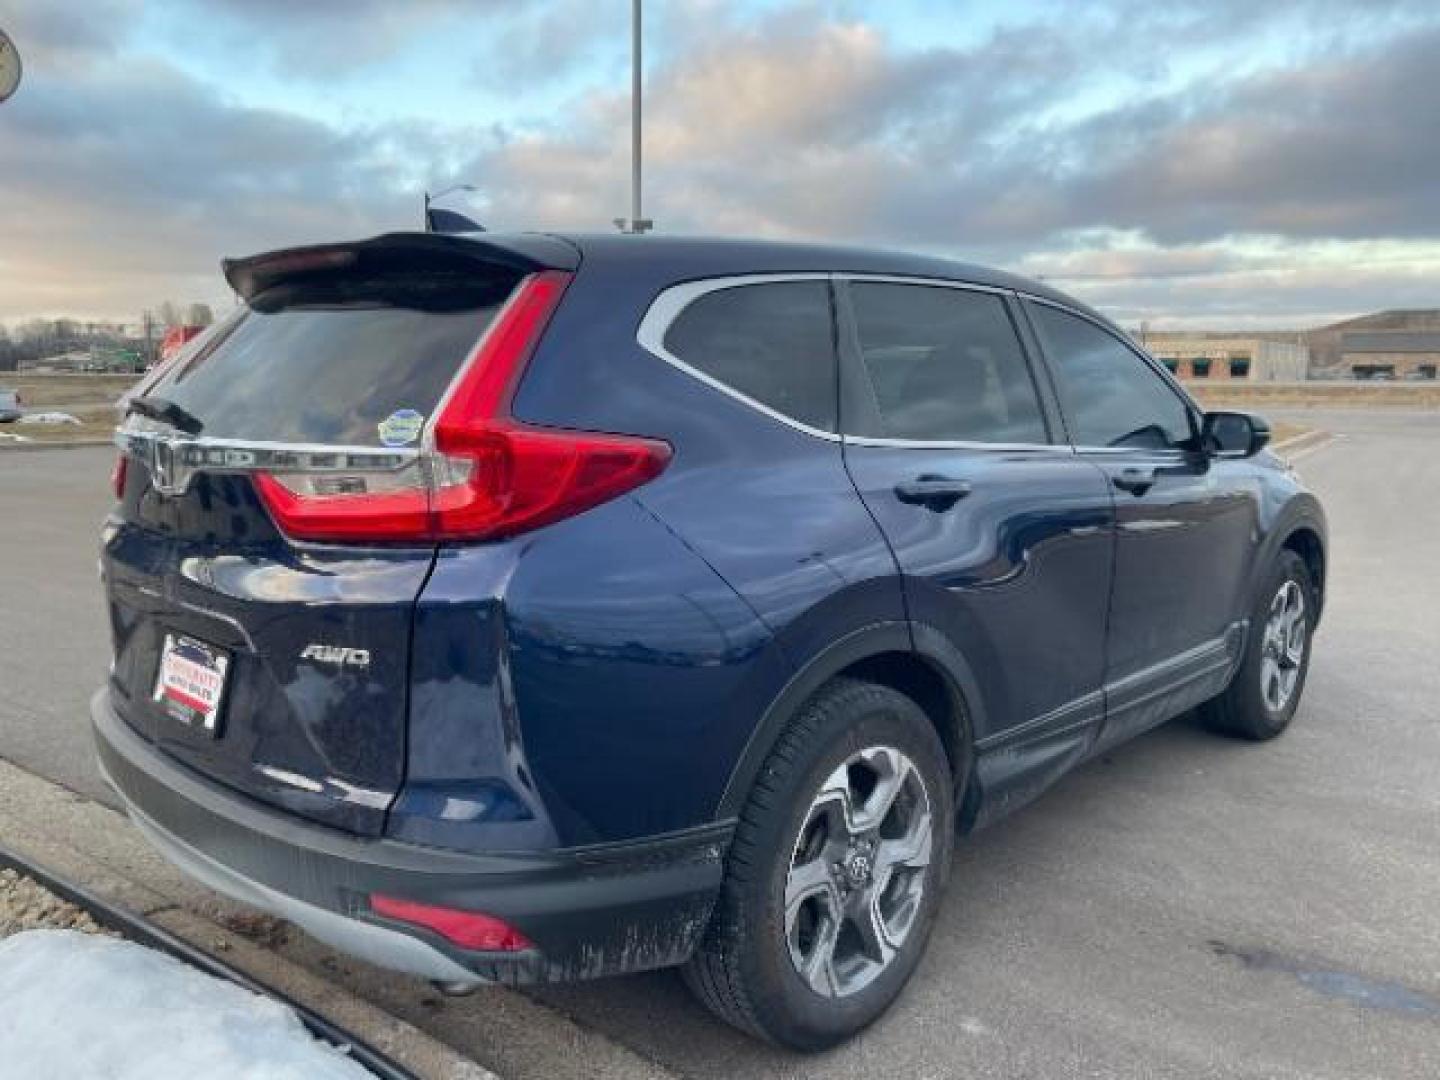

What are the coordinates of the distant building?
(1138, 309, 1440, 381)
(1305, 310, 1440, 380)
(1138, 331, 1309, 382)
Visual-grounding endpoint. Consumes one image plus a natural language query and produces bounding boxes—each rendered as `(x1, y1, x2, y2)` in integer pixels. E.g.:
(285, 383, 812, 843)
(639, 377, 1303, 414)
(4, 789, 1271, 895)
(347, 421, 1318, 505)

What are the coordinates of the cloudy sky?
(1, 0, 1437, 329)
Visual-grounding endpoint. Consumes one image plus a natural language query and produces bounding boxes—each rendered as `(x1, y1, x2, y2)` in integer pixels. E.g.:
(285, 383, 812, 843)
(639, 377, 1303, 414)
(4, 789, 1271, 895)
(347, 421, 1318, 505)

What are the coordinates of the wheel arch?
(717, 622, 983, 822)
(1281, 524, 1326, 621)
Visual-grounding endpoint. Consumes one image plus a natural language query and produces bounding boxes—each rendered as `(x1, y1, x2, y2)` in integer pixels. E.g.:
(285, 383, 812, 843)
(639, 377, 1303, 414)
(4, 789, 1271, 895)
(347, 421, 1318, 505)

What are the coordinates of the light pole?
(424, 183, 478, 230)
(614, 0, 653, 235)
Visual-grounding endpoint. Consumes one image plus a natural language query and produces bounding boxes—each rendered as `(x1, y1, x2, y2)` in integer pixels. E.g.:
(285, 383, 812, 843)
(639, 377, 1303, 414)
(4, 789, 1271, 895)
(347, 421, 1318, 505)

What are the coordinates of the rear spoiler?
(222, 232, 579, 302)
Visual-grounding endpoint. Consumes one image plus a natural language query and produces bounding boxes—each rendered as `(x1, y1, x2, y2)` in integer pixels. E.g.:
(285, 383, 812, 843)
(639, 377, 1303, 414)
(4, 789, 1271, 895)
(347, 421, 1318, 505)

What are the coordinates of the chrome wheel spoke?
(857, 748, 911, 831)
(1284, 634, 1305, 667)
(812, 763, 861, 836)
(795, 910, 842, 996)
(876, 807, 932, 875)
(852, 890, 899, 966)
(785, 855, 837, 919)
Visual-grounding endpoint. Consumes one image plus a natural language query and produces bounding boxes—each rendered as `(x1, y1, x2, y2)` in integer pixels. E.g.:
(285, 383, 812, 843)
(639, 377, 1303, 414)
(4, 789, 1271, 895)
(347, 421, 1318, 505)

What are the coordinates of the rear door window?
(846, 282, 1049, 444)
(147, 274, 516, 447)
(662, 281, 837, 432)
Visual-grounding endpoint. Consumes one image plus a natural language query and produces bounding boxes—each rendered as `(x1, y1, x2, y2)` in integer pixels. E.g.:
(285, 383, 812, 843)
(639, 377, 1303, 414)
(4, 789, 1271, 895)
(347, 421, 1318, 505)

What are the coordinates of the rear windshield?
(147, 273, 516, 446)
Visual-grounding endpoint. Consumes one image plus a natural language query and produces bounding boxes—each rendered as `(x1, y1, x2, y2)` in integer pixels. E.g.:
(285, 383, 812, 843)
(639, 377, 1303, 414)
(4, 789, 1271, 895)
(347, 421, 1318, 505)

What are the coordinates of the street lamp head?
(0, 28, 23, 104)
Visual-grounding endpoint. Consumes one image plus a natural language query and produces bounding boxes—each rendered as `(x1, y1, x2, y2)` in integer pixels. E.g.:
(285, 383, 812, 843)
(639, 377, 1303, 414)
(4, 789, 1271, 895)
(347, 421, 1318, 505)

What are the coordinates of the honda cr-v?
(94, 231, 1326, 1048)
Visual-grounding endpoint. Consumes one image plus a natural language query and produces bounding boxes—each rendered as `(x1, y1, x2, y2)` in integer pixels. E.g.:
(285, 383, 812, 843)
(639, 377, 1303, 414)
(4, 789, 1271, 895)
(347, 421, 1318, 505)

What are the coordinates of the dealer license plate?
(153, 634, 230, 736)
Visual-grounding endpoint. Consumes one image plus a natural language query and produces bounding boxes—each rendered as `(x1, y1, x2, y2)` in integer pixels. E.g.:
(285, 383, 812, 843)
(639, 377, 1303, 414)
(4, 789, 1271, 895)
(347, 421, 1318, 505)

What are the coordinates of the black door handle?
(1112, 467, 1157, 496)
(894, 475, 973, 511)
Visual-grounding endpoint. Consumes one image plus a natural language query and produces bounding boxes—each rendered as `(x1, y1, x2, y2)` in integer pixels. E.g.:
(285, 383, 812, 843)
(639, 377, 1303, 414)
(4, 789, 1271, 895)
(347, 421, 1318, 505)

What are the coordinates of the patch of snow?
(17, 411, 82, 425)
(0, 929, 375, 1080)
(0, 431, 32, 442)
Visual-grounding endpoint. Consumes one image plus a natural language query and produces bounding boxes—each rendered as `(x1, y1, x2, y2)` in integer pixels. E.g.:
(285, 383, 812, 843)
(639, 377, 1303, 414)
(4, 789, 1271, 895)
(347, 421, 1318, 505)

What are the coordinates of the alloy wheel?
(1260, 579, 1307, 712)
(783, 745, 933, 998)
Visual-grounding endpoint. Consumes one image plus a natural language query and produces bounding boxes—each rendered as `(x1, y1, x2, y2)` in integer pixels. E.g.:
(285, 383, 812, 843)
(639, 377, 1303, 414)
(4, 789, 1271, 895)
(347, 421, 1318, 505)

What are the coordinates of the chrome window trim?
(843, 435, 1068, 453)
(841, 273, 1011, 296)
(636, 272, 1063, 452)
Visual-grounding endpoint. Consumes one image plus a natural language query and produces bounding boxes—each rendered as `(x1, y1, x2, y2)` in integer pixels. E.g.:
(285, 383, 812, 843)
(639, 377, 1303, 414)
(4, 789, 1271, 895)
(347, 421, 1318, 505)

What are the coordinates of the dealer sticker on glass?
(153, 634, 230, 735)
(377, 408, 425, 447)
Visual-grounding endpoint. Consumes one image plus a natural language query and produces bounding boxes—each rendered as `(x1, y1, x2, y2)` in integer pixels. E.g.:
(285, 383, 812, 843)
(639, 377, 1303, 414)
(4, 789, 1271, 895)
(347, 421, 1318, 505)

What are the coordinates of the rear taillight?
(253, 270, 671, 544)
(369, 894, 534, 952)
(111, 454, 128, 500)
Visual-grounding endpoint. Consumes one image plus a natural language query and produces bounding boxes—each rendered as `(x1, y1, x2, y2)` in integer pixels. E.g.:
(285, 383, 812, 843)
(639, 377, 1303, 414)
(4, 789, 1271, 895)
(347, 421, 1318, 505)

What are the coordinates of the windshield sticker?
(378, 408, 425, 447)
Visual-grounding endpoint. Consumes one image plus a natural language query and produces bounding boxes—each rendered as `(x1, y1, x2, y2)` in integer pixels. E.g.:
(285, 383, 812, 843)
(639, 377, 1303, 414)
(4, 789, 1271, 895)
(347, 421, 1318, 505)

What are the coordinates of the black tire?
(682, 677, 956, 1050)
(1202, 549, 1316, 740)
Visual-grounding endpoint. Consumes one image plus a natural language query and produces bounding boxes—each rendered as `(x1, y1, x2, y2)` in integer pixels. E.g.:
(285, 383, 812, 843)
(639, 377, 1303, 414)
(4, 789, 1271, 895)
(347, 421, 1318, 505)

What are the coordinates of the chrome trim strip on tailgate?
(115, 426, 419, 497)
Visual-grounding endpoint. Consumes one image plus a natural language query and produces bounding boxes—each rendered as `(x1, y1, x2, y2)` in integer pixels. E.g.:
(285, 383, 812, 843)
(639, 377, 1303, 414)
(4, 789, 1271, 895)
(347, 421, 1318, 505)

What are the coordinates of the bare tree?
(157, 301, 182, 327)
(185, 303, 215, 327)
(16, 318, 51, 344)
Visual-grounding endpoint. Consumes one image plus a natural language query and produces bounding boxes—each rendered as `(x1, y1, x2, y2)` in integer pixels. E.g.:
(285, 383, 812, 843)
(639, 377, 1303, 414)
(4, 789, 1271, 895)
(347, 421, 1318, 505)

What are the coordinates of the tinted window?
(1029, 303, 1194, 450)
(149, 273, 516, 446)
(848, 283, 1048, 444)
(663, 282, 836, 431)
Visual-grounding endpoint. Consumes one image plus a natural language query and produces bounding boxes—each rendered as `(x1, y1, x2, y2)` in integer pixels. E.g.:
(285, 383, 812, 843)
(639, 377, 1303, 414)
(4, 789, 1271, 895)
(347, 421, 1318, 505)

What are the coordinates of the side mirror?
(1202, 411, 1270, 458)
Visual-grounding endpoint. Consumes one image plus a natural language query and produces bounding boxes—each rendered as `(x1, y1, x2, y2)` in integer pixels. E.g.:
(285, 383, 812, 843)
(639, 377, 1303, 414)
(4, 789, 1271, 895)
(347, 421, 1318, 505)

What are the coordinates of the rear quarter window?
(661, 281, 838, 432)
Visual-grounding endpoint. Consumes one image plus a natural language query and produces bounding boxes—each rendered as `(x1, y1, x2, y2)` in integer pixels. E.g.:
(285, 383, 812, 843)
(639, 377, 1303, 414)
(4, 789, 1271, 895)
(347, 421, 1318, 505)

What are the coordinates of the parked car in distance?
(0, 388, 22, 422)
(93, 232, 1327, 1049)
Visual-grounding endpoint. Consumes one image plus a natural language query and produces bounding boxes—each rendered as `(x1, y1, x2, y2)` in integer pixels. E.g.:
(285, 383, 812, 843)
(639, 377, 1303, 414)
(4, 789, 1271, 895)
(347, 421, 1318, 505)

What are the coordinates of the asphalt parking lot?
(1, 408, 1437, 1078)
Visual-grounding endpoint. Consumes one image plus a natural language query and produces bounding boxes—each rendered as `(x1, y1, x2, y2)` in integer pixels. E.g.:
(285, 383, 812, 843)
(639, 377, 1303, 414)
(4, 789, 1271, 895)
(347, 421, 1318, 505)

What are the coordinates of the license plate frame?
(153, 633, 230, 737)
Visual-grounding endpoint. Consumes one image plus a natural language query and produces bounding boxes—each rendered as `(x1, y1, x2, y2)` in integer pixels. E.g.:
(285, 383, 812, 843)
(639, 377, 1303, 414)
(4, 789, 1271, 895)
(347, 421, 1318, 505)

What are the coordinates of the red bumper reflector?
(369, 894, 534, 952)
(111, 453, 129, 500)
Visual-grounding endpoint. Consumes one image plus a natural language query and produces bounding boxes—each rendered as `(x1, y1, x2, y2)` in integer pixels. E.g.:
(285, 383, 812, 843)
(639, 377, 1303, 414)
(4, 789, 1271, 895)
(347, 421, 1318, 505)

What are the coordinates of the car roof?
(226, 229, 1115, 332)
(480, 231, 1110, 325)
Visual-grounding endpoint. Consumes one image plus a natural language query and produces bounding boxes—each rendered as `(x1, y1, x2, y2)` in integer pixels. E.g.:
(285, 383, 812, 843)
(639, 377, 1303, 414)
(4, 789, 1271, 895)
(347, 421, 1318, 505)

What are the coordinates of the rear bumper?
(92, 690, 730, 984)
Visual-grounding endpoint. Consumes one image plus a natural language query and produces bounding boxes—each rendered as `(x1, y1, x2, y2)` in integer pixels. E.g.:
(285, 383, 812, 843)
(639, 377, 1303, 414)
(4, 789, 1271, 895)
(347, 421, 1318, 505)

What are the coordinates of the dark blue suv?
(94, 232, 1326, 1048)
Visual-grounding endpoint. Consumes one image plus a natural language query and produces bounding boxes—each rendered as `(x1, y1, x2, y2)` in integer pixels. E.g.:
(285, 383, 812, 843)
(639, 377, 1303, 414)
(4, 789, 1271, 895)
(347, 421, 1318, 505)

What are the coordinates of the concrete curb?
(0, 757, 493, 1080)
(0, 755, 682, 1080)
